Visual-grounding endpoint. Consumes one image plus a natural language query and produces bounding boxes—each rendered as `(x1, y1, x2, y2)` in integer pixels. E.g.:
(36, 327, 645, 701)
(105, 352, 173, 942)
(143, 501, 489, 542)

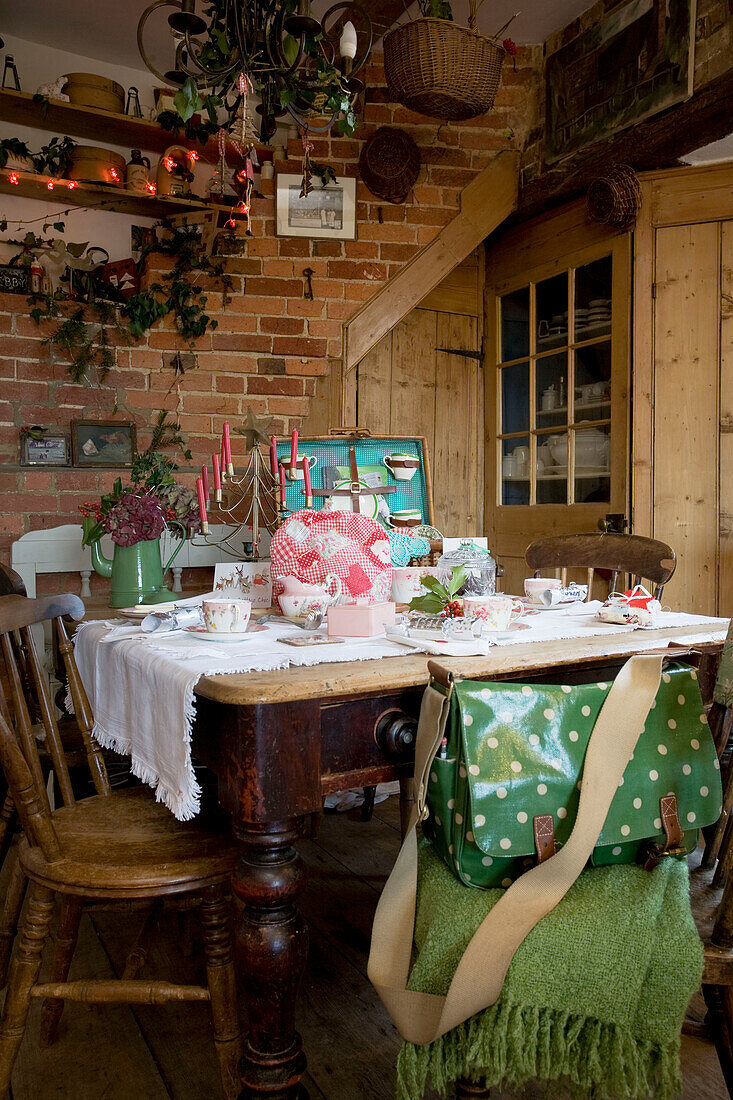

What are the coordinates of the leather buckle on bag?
(642, 793, 687, 870)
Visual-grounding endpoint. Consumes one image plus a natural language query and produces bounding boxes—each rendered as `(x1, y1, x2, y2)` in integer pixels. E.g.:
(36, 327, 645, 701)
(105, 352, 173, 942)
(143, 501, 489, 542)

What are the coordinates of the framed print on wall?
(20, 430, 70, 467)
(71, 420, 137, 468)
(275, 174, 357, 240)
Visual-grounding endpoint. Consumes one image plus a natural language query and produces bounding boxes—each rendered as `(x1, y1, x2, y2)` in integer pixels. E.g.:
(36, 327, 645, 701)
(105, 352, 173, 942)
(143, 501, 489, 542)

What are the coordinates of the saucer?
(185, 623, 267, 643)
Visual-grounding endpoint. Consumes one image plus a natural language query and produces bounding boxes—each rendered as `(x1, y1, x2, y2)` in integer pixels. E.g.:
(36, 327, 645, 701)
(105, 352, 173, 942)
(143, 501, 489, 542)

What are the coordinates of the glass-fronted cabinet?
(486, 222, 630, 594)
(498, 255, 615, 505)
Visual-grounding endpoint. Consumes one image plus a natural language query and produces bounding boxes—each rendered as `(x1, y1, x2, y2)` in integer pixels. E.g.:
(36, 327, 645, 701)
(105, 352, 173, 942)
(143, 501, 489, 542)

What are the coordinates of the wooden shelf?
(0, 88, 272, 166)
(504, 472, 611, 481)
(537, 400, 611, 416)
(0, 166, 222, 218)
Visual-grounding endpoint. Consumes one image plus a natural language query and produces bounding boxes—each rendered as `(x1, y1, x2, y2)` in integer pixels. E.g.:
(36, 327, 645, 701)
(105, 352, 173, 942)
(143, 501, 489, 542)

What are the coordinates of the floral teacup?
(201, 598, 252, 633)
(462, 595, 523, 631)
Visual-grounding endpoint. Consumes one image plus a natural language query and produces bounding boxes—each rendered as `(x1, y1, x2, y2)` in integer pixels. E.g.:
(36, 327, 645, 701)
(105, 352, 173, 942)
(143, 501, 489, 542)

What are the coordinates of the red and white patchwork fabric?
(270, 510, 392, 601)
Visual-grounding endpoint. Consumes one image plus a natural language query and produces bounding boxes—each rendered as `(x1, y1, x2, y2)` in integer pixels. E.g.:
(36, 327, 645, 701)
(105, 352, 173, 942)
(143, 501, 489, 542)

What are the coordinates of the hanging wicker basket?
(586, 165, 642, 230)
(384, 19, 505, 122)
(359, 127, 421, 204)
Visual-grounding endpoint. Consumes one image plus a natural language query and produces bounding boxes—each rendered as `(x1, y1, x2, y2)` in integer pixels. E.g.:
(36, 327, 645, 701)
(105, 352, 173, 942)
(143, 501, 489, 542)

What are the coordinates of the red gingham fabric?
(270, 509, 392, 601)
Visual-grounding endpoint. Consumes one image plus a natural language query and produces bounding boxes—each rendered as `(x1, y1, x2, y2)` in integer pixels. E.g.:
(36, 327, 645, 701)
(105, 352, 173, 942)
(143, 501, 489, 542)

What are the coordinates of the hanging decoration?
(136, 0, 372, 140)
(300, 130, 314, 198)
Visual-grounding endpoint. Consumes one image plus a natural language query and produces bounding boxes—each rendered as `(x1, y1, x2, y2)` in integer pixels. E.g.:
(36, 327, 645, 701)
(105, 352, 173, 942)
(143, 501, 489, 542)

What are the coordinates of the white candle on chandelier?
(340, 20, 358, 59)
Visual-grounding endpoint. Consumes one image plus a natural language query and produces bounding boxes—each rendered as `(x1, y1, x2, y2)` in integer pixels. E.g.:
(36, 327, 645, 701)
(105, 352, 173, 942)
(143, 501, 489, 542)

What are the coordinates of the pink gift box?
(326, 600, 396, 638)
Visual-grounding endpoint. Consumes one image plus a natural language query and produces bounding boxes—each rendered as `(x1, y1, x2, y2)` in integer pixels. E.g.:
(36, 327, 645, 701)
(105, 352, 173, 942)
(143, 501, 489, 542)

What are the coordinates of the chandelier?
(137, 0, 372, 140)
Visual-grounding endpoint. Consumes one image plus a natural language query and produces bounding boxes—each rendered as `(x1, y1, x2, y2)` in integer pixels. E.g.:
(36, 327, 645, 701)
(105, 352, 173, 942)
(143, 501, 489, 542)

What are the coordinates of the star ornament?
(236, 407, 274, 450)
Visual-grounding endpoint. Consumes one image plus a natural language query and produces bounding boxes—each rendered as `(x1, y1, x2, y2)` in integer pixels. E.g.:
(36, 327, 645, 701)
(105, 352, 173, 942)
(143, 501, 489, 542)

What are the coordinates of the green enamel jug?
(89, 526, 185, 607)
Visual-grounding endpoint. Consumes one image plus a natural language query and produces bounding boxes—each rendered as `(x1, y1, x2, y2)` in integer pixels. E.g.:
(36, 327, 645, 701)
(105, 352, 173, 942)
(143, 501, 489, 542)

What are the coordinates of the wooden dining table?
(179, 620, 726, 1100)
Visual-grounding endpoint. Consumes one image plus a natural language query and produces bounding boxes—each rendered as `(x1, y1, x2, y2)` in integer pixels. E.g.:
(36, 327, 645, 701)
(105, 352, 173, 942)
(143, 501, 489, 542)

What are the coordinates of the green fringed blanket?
(397, 839, 703, 1100)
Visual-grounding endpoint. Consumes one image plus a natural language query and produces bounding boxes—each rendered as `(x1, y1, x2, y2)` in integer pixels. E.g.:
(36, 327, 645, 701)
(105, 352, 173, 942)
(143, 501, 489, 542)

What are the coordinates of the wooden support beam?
(517, 67, 733, 221)
(344, 150, 518, 373)
(358, 0, 409, 40)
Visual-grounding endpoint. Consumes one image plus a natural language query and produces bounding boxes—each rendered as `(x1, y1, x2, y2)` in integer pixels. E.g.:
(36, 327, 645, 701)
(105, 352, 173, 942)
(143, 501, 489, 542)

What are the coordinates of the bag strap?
(367, 653, 664, 1045)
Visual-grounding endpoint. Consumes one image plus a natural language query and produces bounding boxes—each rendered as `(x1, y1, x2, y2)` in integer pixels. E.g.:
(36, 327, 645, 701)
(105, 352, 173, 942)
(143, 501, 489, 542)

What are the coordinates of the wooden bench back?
(525, 533, 677, 600)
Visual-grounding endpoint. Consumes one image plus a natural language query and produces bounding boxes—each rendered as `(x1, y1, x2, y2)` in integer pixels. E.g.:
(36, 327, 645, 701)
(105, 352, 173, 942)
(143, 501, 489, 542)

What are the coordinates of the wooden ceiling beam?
(516, 67, 733, 221)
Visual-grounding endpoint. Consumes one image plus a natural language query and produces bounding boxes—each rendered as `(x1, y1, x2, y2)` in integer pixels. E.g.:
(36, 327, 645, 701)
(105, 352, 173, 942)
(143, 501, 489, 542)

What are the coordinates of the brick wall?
(0, 47, 541, 571)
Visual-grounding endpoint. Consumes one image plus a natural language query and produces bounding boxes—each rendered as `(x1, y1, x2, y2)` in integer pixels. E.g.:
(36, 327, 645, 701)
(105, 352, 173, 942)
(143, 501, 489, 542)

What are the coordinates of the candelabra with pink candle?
(193, 411, 283, 560)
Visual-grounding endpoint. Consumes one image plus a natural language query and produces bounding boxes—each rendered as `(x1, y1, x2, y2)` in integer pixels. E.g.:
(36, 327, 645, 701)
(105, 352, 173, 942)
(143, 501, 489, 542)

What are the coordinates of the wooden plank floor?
(6, 795, 729, 1099)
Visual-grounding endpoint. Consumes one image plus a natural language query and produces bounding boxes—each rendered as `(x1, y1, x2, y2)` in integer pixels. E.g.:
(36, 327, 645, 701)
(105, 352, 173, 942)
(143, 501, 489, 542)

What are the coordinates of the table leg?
(232, 817, 310, 1100)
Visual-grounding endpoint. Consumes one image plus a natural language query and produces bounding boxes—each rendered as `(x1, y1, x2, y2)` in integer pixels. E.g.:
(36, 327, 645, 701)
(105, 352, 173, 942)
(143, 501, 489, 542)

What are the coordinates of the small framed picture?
(275, 174, 356, 240)
(71, 420, 137, 468)
(20, 431, 70, 467)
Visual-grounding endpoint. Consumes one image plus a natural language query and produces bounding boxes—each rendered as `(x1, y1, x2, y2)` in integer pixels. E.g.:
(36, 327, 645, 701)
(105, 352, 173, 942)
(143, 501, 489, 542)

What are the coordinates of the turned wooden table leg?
(232, 817, 310, 1100)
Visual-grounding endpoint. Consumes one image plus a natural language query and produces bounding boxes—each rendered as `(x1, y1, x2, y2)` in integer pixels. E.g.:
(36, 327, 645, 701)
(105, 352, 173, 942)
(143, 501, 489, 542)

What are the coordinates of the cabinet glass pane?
(576, 256, 611, 340)
(537, 431, 567, 492)
(501, 436, 530, 505)
(575, 343, 611, 422)
(500, 287, 530, 362)
(501, 361, 529, 434)
(536, 273, 568, 351)
(574, 425, 610, 503)
(536, 352, 568, 430)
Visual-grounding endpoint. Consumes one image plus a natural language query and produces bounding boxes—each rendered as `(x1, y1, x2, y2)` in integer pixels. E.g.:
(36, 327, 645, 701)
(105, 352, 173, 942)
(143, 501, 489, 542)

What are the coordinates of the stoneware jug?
(89, 526, 185, 607)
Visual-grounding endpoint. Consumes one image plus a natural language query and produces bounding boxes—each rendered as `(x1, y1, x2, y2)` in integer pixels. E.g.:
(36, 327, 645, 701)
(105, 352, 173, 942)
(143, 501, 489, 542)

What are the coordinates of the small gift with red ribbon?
(597, 584, 661, 627)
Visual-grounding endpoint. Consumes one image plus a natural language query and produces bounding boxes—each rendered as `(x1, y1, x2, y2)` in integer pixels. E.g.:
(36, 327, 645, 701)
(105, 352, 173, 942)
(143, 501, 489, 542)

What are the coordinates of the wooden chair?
(525, 532, 677, 601)
(0, 592, 241, 1098)
(452, 627, 733, 1099)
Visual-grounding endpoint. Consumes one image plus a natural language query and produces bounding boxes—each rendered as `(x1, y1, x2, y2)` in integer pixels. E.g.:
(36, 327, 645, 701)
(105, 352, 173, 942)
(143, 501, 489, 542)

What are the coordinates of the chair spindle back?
(525, 533, 677, 601)
(0, 593, 110, 816)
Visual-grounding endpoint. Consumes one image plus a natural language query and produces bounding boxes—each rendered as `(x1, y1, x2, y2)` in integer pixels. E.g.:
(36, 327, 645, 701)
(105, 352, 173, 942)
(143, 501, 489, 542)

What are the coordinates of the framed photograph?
(20, 431, 70, 467)
(71, 420, 137, 468)
(275, 174, 356, 240)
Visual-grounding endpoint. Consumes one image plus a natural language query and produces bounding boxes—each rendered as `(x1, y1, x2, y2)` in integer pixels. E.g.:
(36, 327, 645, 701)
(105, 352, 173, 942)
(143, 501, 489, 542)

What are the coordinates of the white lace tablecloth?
(73, 604, 728, 820)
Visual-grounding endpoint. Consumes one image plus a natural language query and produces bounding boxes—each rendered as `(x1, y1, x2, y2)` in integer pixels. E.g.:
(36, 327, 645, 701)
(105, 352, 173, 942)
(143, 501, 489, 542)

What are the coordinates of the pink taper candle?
(279, 462, 287, 507)
(302, 454, 312, 506)
(212, 453, 221, 500)
(270, 435, 278, 478)
(196, 477, 208, 530)
(223, 421, 233, 473)
(201, 463, 209, 503)
(290, 428, 298, 474)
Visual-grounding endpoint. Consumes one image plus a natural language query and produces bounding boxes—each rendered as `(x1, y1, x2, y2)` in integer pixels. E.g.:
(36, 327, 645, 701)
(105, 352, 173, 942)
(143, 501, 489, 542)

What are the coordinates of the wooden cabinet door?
(357, 306, 483, 535)
(484, 222, 631, 595)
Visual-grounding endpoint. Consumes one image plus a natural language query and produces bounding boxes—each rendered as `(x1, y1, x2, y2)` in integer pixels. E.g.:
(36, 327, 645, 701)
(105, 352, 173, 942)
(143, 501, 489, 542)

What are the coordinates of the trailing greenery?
(16, 218, 231, 385)
(0, 137, 32, 169)
(29, 294, 131, 385)
(149, 409, 193, 461)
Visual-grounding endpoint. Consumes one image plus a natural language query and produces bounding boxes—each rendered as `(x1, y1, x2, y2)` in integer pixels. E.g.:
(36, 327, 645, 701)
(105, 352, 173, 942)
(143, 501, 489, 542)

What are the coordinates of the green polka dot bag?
(424, 662, 722, 890)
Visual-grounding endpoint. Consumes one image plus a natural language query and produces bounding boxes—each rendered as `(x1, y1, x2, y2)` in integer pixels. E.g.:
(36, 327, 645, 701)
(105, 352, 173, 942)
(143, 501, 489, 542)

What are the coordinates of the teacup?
(463, 595, 523, 631)
(389, 509, 422, 528)
(278, 574, 341, 623)
(278, 593, 334, 623)
(391, 567, 440, 604)
(293, 455, 317, 480)
(201, 598, 252, 633)
(524, 577, 562, 604)
(383, 453, 420, 481)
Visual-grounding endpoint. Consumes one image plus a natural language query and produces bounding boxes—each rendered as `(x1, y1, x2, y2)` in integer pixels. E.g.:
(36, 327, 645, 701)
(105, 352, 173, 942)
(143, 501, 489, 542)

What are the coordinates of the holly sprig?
(409, 566, 466, 615)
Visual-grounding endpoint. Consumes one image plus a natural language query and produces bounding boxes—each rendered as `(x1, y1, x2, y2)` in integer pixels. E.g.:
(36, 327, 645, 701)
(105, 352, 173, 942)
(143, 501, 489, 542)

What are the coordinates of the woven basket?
(359, 127, 421, 204)
(384, 19, 504, 122)
(586, 165, 642, 230)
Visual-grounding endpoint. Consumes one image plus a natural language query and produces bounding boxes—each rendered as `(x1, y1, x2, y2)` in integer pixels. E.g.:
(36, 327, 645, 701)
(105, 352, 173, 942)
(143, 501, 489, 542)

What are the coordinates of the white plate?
(184, 624, 267, 643)
(519, 598, 583, 612)
(326, 478, 380, 519)
(119, 601, 178, 618)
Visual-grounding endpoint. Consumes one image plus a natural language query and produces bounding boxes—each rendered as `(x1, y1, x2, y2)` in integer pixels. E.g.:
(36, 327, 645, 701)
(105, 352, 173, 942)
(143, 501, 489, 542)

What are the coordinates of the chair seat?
(19, 787, 238, 898)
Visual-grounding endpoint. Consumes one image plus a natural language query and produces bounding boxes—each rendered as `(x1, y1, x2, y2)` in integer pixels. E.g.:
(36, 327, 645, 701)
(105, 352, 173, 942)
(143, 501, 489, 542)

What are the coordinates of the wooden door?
(357, 260, 484, 535)
(484, 208, 631, 595)
(650, 216, 732, 616)
(357, 308, 482, 534)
